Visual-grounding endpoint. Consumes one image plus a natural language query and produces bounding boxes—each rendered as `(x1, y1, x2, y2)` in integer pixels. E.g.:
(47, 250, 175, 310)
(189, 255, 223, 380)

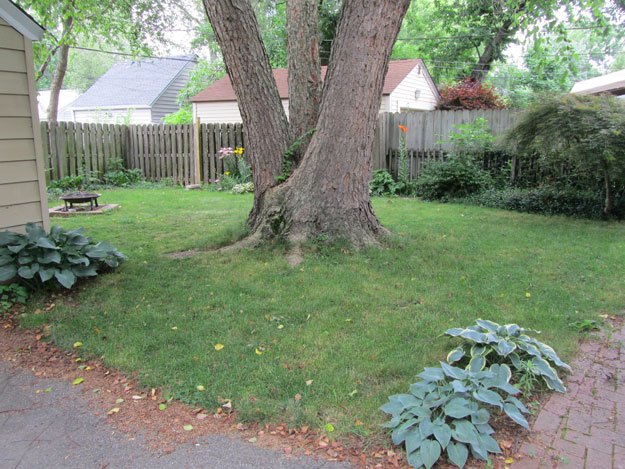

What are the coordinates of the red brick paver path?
(512, 324, 625, 469)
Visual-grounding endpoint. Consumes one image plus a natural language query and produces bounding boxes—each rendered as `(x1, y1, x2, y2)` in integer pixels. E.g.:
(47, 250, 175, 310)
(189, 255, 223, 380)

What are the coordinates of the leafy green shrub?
(415, 155, 493, 201)
(370, 169, 397, 196)
(0, 223, 126, 289)
(48, 169, 99, 198)
(445, 320, 571, 394)
(232, 182, 254, 194)
(463, 187, 625, 220)
(102, 158, 143, 187)
(381, 362, 528, 468)
(0, 283, 28, 316)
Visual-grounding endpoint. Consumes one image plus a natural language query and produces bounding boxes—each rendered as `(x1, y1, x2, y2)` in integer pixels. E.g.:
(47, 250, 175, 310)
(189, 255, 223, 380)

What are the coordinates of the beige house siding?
(388, 63, 438, 112)
(0, 17, 49, 233)
(194, 99, 289, 124)
(71, 107, 152, 124)
(151, 61, 195, 123)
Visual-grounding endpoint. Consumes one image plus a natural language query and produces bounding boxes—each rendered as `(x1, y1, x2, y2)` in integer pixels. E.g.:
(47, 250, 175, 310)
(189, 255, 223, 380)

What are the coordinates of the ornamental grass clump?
(445, 319, 571, 394)
(0, 223, 126, 289)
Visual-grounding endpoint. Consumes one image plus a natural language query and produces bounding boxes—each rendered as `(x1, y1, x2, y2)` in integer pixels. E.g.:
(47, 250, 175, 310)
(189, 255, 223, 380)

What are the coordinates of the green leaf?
(475, 423, 495, 435)
(420, 439, 441, 469)
(433, 423, 451, 449)
(444, 401, 474, 419)
(452, 420, 479, 445)
(410, 381, 436, 399)
(468, 355, 486, 372)
(445, 328, 464, 337)
(459, 330, 488, 343)
(67, 255, 90, 265)
(183, 424, 193, 431)
(471, 408, 490, 425)
(473, 389, 503, 409)
(17, 255, 34, 265)
(158, 403, 167, 411)
(447, 347, 465, 363)
(72, 264, 98, 277)
(380, 397, 404, 416)
(509, 352, 522, 369)
(7, 243, 26, 253)
(406, 449, 424, 469)
(470, 344, 487, 356)
(489, 364, 512, 387)
(36, 237, 58, 249)
(54, 269, 77, 289)
(505, 324, 521, 337)
(0, 254, 13, 266)
(505, 396, 529, 413)
(38, 249, 61, 264)
(534, 341, 571, 370)
(441, 362, 467, 380)
(397, 393, 421, 408)
(405, 428, 424, 454)
(72, 377, 84, 385)
(532, 356, 558, 381)
(452, 380, 468, 393)
(504, 403, 530, 429)
(447, 442, 469, 468)
(0, 265, 17, 282)
(497, 339, 517, 356)
(418, 367, 445, 382)
(408, 406, 432, 419)
(419, 418, 435, 438)
(469, 440, 489, 461)
(38, 267, 55, 282)
(543, 374, 567, 393)
(478, 433, 501, 454)
(18, 263, 39, 279)
(476, 319, 499, 332)
(0, 231, 20, 246)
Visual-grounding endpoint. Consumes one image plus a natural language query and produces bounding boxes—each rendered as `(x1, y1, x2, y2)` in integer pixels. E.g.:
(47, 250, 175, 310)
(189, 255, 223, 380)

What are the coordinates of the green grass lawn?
(23, 188, 625, 440)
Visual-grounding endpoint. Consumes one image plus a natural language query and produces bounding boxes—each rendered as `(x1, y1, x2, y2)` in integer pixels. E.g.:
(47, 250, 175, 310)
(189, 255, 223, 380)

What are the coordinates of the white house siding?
(71, 107, 152, 124)
(151, 61, 195, 123)
(0, 18, 49, 233)
(194, 99, 289, 124)
(388, 64, 438, 112)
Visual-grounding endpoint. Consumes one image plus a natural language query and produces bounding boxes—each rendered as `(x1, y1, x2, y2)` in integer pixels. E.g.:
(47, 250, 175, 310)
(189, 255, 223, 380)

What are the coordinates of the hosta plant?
(445, 320, 571, 393)
(0, 223, 126, 289)
(381, 362, 528, 468)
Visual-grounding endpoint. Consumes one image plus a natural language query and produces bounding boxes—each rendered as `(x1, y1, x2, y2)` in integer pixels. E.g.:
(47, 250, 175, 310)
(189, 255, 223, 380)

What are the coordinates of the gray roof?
(0, 0, 45, 40)
(70, 55, 196, 108)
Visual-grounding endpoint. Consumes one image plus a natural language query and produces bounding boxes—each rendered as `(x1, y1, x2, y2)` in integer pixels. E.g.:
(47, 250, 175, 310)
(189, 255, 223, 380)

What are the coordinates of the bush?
(102, 158, 143, 187)
(415, 155, 494, 201)
(0, 223, 126, 289)
(381, 362, 528, 468)
(436, 78, 507, 111)
(0, 283, 28, 316)
(370, 169, 397, 196)
(463, 186, 625, 220)
(446, 320, 571, 396)
(232, 182, 254, 194)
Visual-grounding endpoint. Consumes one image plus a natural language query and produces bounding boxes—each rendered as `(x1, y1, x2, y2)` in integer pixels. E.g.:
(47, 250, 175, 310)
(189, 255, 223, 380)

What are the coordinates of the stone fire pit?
(59, 191, 101, 212)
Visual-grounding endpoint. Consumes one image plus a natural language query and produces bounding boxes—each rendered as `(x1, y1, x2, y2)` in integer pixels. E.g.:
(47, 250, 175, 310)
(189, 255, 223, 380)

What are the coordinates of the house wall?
(0, 18, 49, 233)
(388, 64, 438, 112)
(71, 107, 152, 124)
(151, 61, 195, 123)
(194, 99, 289, 124)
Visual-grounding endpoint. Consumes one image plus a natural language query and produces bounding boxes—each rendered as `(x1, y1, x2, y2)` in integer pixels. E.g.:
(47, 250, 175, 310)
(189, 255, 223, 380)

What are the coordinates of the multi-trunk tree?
(203, 0, 411, 247)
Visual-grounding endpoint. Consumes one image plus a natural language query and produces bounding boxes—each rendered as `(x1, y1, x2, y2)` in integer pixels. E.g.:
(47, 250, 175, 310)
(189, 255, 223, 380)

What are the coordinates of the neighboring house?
(63, 55, 196, 124)
(191, 59, 440, 123)
(0, 0, 49, 233)
(37, 89, 80, 121)
(571, 69, 625, 98)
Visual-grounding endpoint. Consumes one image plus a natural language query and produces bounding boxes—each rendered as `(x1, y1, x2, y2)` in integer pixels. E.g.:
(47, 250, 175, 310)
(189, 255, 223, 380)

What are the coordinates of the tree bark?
(470, 17, 515, 83)
(204, 0, 410, 247)
(203, 0, 290, 226)
(287, 0, 321, 163)
(47, 17, 73, 123)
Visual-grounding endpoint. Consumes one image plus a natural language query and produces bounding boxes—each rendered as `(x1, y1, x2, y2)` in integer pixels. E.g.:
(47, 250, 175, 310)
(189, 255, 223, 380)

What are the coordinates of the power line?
(71, 46, 197, 62)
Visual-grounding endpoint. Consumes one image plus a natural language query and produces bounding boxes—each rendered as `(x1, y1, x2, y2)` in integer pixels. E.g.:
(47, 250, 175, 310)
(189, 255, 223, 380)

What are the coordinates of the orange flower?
(398, 125, 408, 133)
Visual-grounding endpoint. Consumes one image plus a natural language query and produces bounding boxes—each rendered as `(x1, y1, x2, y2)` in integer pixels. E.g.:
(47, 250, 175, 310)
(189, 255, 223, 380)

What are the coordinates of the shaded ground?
(512, 319, 625, 469)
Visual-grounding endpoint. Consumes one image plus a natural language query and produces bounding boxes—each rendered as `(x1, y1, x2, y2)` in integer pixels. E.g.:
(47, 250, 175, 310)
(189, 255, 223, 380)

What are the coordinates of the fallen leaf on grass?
(214, 344, 224, 351)
(305, 380, 313, 386)
(196, 385, 205, 391)
(324, 423, 334, 432)
(73, 342, 83, 348)
(255, 348, 262, 355)
(294, 393, 302, 401)
(183, 425, 193, 431)
(505, 457, 515, 464)
(72, 378, 84, 385)
(116, 398, 124, 404)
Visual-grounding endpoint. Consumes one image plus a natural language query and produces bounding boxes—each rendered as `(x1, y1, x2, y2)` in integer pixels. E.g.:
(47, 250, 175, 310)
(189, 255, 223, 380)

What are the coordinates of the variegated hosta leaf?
(475, 319, 499, 332)
(447, 347, 465, 364)
(468, 355, 486, 372)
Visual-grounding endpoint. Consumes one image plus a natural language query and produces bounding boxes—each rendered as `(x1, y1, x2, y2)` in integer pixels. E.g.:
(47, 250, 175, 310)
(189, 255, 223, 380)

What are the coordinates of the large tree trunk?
(47, 17, 73, 123)
(203, 0, 290, 226)
(287, 0, 321, 163)
(204, 0, 410, 247)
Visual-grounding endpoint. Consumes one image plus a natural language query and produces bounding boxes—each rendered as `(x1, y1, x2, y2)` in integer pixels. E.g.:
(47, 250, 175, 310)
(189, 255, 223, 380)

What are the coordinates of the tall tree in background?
(203, 0, 410, 246)
(18, 0, 173, 122)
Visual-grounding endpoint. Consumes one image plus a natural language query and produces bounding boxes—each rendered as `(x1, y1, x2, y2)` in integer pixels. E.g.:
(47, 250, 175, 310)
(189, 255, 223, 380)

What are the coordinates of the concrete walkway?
(512, 323, 625, 469)
(0, 361, 351, 469)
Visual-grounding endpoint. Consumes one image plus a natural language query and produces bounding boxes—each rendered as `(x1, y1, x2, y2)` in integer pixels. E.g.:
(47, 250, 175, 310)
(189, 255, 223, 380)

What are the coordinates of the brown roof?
(191, 59, 425, 103)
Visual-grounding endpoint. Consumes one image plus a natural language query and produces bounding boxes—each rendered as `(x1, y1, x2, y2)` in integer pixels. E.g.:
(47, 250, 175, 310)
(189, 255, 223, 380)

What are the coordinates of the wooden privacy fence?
(41, 120, 245, 186)
(41, 109, 516, 185)
(373, 109, 517, 179)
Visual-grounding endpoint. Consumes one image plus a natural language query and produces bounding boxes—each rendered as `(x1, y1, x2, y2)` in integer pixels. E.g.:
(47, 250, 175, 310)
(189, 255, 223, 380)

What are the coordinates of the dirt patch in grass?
(165, 249, 201, 259)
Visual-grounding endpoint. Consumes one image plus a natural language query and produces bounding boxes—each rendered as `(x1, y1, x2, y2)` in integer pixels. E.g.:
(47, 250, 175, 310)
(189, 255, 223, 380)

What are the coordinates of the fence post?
(194, 117, 201, 185)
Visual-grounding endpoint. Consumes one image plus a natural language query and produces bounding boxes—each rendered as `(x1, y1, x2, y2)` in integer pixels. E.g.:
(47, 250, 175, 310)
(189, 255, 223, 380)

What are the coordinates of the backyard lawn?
(22, 187, 625, 440)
